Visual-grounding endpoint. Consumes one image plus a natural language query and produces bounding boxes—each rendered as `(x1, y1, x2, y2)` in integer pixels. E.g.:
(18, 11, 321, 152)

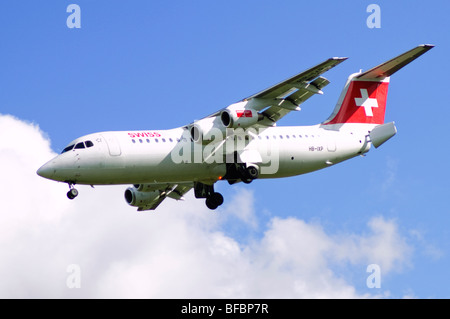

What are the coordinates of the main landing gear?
(195, 163, 259, 210)
(239, 164, 259, 184)
(67, 183, 79, 200)
(223, 163, 259, 185)
(194, 182, 224, 210)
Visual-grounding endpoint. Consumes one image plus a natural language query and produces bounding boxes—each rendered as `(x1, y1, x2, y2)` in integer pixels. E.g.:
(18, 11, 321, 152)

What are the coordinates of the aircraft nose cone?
(37, 162, 54, 179)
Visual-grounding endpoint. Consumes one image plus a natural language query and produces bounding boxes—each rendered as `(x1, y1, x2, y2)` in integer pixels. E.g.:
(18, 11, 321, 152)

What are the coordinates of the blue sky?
(1, 1, 449, 298)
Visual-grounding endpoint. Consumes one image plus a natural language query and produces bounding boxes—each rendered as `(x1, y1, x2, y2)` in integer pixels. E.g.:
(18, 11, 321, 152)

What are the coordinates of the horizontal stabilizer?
(357, 44, 434, 79)
(369, 122, 397, 148)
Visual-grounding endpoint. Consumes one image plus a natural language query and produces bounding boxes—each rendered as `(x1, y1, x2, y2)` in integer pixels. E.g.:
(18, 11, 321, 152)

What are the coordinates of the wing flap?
(284, 76, 331, 105)
(198, 56, 347, 129)
(244, 59, 344, 127)
(246, 57, 346, 100)
(136, 183, 193, 211)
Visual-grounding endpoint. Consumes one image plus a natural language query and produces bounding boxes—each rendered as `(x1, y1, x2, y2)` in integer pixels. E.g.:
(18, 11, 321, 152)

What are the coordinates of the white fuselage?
(35, 45, 432, 210)
(37, 124, 373, 186)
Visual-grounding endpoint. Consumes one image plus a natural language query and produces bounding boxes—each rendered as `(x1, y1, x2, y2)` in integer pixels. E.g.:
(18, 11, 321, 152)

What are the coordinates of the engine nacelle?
(189, 101, 264, 144)
(189, 117, 225, 144)
(133, 183, 167, 192)
(220, 109, 262, 129)
(124, 187, 160, 207)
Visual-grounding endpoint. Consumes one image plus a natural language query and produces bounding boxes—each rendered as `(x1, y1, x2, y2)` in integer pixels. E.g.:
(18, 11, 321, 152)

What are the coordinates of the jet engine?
(124, 186, 160, 208)
(189, 101, 265, 144)
(220, 109, 263, 129)
(189, 117, 224, 144)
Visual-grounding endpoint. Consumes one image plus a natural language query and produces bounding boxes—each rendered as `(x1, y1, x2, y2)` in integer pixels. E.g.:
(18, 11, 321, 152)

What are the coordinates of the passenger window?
(74, 142, 85, 149)
(85, 141, 94, 148)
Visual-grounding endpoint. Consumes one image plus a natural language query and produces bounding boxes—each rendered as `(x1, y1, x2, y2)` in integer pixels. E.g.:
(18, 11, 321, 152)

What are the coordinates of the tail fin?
(323, 44, 434, 126)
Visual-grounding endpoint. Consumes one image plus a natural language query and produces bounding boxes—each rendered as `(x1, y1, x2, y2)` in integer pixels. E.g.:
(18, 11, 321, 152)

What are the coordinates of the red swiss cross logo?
(325, 80, 389, 125)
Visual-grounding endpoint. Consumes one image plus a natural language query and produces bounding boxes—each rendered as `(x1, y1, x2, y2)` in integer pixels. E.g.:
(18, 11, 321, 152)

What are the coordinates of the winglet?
(356, 44, 434, 79)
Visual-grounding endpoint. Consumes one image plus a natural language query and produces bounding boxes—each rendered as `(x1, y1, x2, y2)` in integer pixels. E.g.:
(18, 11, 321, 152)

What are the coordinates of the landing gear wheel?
(205, 198, 217, 210)
(205, 192, 224, 210)
(67, 188, 78, 200)
(194, 182, 224, 211)
(211, 192, 224, 206)
(245, 166, 259, 180)
(239, 165, 259, 184)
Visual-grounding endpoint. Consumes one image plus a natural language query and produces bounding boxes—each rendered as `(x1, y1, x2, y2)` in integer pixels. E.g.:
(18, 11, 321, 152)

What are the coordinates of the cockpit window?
(61, 144, 75, 154)
(61, 140, 94, 153)
(74, 142, 85, 149)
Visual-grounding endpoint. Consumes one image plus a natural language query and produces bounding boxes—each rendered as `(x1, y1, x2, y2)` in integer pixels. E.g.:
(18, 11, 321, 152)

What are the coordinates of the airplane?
(37, 44, 433, 211)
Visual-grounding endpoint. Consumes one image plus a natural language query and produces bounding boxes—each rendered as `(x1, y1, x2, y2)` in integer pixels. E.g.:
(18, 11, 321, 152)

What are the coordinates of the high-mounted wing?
(200, 57, 347, 129)
(246, 57, 347, 100)
(247, 57, 347, 126)
(186, 56, 347, 148)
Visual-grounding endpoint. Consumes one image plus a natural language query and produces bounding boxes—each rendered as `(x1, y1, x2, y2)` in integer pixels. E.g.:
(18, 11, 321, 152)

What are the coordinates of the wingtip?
(420, 44, 435, 51)
(331, 57, 348, 61)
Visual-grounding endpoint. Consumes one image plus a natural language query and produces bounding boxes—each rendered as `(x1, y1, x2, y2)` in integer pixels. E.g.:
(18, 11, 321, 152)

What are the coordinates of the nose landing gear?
(67, 183, 79, 200)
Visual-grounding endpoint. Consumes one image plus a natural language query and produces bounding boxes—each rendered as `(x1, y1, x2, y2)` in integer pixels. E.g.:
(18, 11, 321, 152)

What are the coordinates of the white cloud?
(332, 216, 413, 273)
(220, 187, 258, 229)
(0, 114, 416, 298)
